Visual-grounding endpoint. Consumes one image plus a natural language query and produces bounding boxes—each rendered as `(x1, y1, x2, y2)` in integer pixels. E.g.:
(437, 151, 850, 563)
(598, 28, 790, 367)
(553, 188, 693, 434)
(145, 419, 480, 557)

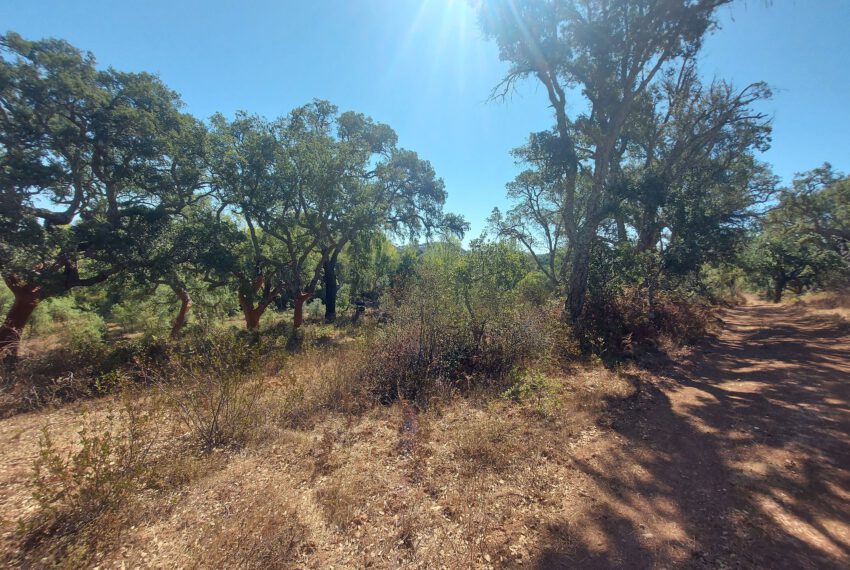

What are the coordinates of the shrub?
(501, 368, 562, 417)
(24, 297, 106, 350)
(60, 312, 107, 353)
(581, 288, 710, 356)
(153, 332, 263, 451)
(515, 271, 553, 307)
(653, 294, 711, 346)
(110, 288, 173, 337)
(355, 302, 570, 405)
(21, 399, 158, 564)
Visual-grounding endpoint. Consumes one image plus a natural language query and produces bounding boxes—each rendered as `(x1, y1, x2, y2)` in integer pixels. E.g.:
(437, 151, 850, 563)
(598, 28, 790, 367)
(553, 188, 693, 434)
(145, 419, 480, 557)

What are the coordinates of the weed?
(20, 397, 158, 566)
(501, 369, 562, 417)
(154, 332, 263, 451)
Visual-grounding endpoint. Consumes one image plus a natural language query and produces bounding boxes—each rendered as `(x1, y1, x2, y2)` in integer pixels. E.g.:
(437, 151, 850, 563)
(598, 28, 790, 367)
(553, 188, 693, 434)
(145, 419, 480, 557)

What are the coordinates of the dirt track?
(538, 300, 850, 569)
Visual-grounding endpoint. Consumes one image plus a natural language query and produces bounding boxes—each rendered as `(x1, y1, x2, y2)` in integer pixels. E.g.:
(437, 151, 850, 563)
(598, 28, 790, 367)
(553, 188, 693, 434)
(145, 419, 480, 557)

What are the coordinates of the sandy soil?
(537, 300, 850, 568)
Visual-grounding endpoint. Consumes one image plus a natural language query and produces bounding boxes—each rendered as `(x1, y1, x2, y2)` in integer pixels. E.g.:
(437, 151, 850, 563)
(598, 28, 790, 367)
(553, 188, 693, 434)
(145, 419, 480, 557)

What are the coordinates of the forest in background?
(1, 1, 849, 567)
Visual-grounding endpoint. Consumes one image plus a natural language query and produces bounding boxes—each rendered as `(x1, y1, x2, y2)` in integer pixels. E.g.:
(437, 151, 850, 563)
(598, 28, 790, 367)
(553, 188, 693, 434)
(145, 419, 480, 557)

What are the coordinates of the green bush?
(23, 297, 106, 350)
(23, 399, 158, 564)
(516, 271, 553, 307)
(501, 368, 561, 417)
(110, 288, 173, 337)
(61, 312, 107, 353)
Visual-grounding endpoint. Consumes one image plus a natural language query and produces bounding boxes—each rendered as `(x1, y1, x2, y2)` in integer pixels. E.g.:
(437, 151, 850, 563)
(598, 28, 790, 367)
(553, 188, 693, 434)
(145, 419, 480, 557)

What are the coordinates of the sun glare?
(387, 0, 487, 97)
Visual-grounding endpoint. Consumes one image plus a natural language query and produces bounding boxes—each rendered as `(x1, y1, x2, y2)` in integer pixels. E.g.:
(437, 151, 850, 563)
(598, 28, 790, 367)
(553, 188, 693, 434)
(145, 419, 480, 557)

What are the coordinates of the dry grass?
(794, 290, 850, 322)
(190, 481, 313, 569)
(0, 331, 637, 568)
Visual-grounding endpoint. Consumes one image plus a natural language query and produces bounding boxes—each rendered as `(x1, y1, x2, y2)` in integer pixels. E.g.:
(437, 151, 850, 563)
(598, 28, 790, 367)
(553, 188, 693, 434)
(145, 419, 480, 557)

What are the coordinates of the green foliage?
(739, 165, 850, 301)
(1, 19, 843, 380)
(0, 32, 203, 298)
(701, 264, 747, 304)
(0, 285, 13, 317)
(25, 400, 157, 561)
(339, 233, 401, 303)
(479, 0, 772, 325)
(26, 297, 106, 350)
(515, 271, 553, 306)
(354, 240, 571, 403)
(781, 164, 850, 255)
(744, 231, 841, 302)
(501, 369, 561, 417)
(110, 287, 174, 337)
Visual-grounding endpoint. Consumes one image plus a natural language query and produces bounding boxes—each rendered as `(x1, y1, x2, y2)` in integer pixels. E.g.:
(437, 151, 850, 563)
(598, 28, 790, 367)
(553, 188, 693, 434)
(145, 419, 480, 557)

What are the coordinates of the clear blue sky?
(3, 0, 849, 238)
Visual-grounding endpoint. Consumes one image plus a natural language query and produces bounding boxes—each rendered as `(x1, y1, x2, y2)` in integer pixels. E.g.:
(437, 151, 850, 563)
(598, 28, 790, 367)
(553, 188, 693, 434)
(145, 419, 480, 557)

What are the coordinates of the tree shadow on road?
(532, 303, 850, 569)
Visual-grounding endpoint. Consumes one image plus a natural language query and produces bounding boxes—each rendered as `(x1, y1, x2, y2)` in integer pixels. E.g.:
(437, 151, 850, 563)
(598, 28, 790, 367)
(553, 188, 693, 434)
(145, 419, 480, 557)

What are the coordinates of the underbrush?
(146, 332, 264, 451)
(15, 396, 161, 568)
(792, 289, 850, 331)
(9, 338, 272, 566)
(794, 289, 850, 314)
(0, 335, 168, 418)
(0, 317, 342, 418)
(353, 302, 577, 405)
(4, 308, 644, 566)
(581, 289, 712, 357)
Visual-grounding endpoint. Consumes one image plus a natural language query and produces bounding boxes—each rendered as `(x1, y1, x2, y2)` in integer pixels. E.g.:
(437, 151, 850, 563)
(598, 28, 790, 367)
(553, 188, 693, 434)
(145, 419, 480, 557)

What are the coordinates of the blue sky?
(3, 0, 849, 238)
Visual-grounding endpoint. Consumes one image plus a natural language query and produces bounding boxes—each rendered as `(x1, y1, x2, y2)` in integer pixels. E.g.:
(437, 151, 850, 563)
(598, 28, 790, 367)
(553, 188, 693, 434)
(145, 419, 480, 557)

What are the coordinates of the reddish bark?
(237, 272, 281, 331)
(0, 281, 41, 361)
(170, 289, 192, 339)
(293, 292, 312, 329)
(240, 296, 266, 330)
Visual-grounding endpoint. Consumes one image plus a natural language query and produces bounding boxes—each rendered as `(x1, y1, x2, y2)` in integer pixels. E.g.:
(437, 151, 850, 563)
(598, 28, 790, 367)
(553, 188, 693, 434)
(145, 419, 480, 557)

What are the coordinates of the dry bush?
(0, 334, 173, 418)
(795, 290, 850, 324)
(269, 345, 369, 429)
(0, 347, 113, 417)
(654, 295, 712, 345)
(151, 332, 263, 451)
(798, 289, 850, 310)
(0, 368, 95, 418)
(582, 289, 710, 356)
(352, 303, 575, 406)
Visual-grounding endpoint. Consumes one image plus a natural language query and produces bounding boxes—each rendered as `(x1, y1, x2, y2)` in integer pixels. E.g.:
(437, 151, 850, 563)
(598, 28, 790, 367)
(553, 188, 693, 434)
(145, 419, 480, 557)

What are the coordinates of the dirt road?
(537, 300, 850, 569)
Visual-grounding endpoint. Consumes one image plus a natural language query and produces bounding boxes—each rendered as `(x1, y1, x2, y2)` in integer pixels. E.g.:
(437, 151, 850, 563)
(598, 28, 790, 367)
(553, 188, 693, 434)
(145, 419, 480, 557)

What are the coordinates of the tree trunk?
(239, 297, 264, 330)
(565, 228, 594, 324)
(323, 257, 337, 324)
(772, 276, 786, 304)
(293, 292, 312, 329)
(170, 288, 192, 339)
(0, 282, 41, 362)
(647, 277, 657, 322)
